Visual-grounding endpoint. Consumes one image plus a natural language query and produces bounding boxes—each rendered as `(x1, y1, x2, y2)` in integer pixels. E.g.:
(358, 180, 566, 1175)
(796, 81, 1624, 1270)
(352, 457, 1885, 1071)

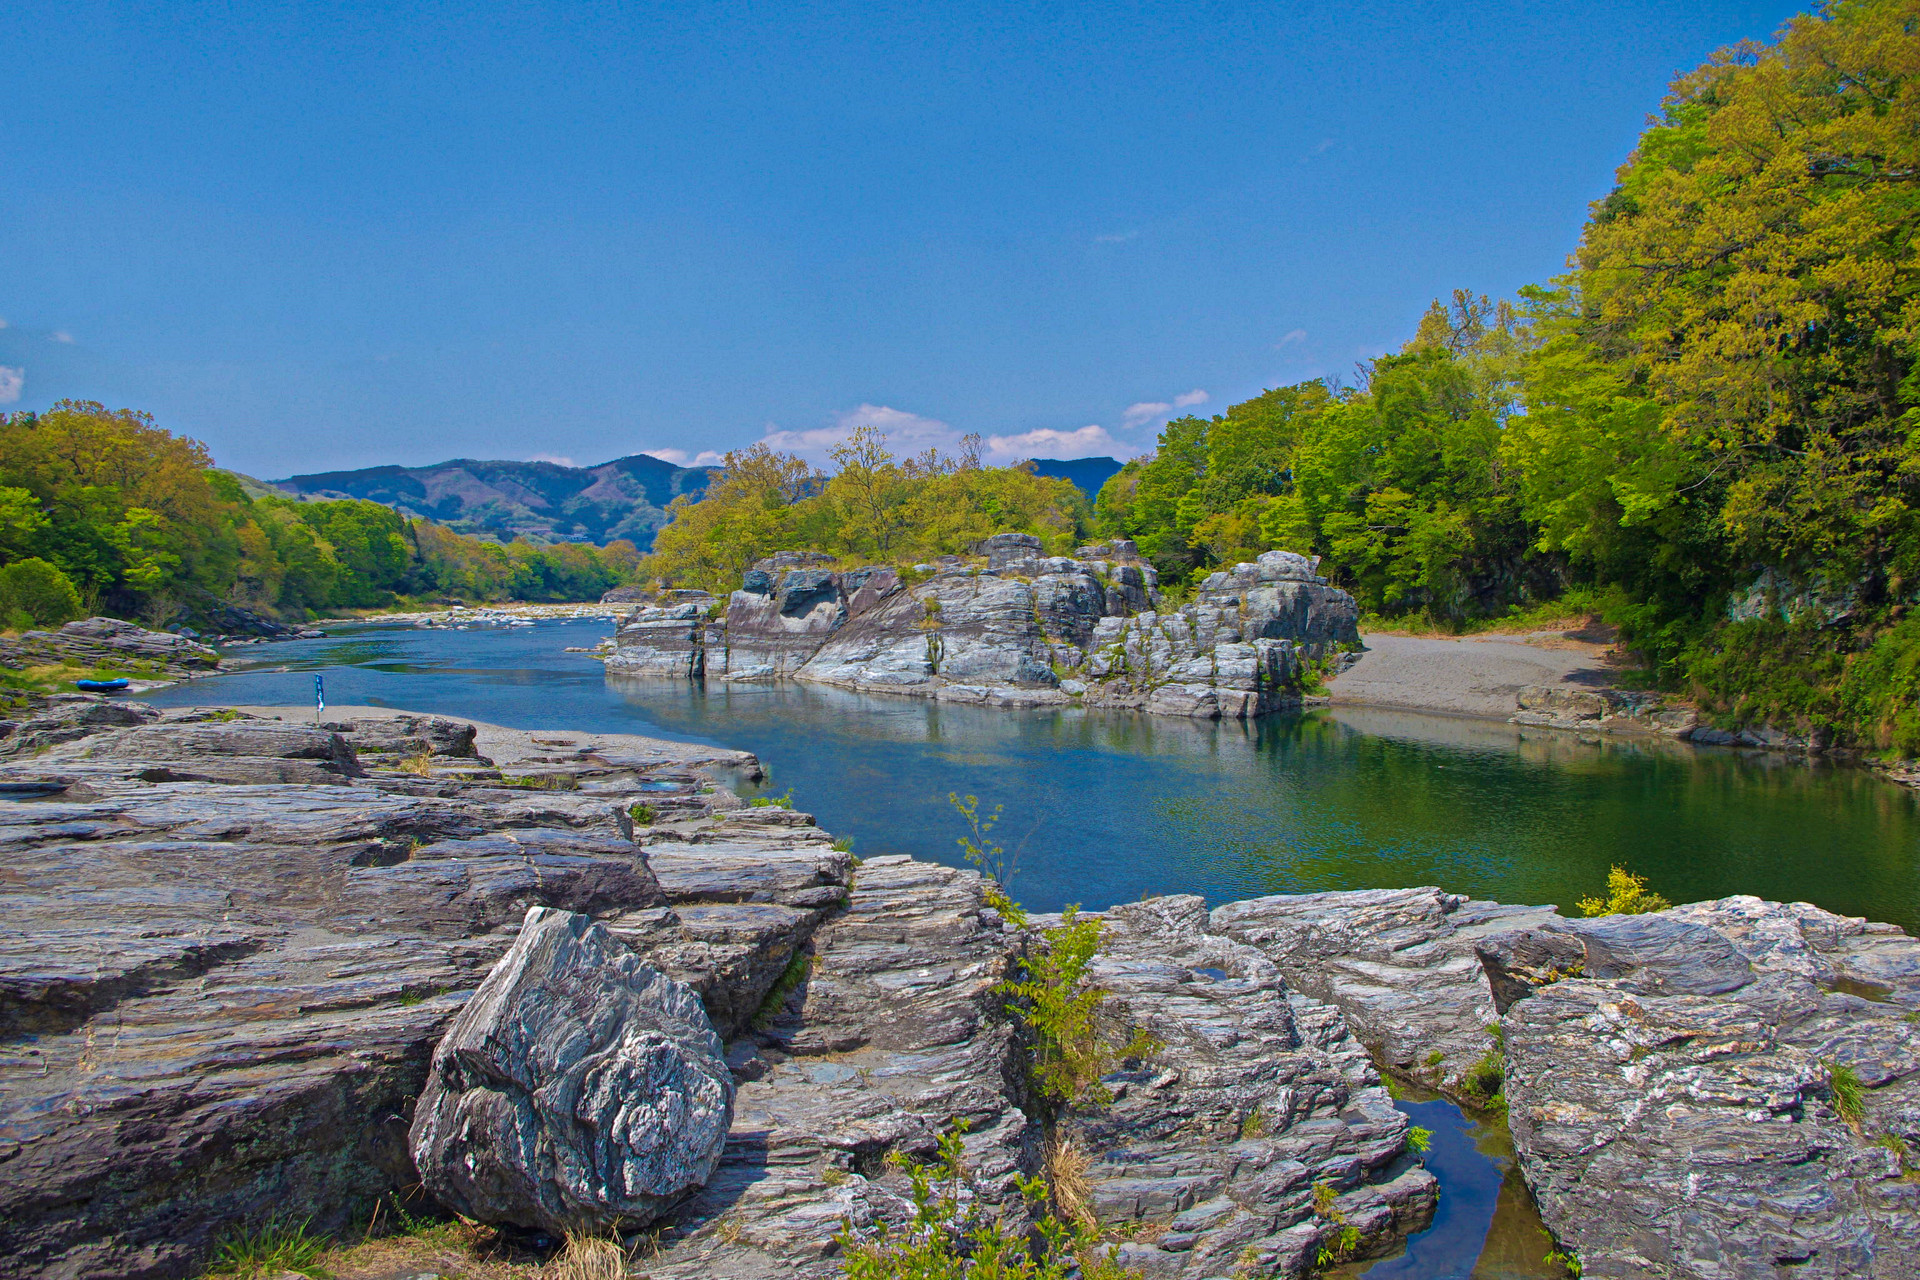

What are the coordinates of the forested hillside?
(0, 402, 644, 630)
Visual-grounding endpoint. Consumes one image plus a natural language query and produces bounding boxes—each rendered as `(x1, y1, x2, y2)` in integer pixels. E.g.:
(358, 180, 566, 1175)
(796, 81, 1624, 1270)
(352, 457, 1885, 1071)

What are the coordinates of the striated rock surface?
(1479, 898, 1920, 1280)
(0, 710, 691, 1279)
(1510, 683, 1700, 739)
(1065, 896, 1437, 1279)
(608, 538, 1361, 719)
(1212, 887, 1558, 1096)
(411, 907, 733, 1234)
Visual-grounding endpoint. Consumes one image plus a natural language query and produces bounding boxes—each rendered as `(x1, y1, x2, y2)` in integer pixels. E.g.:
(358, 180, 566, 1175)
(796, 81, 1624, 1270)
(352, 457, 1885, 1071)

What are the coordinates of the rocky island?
(0, 671, 1916, 1280)
(605, 535, 1362, 719)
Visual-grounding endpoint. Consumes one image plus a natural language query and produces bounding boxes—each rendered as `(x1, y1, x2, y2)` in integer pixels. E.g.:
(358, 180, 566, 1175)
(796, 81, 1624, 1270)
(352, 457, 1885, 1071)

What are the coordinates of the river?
(143, 616, 1920, 1278)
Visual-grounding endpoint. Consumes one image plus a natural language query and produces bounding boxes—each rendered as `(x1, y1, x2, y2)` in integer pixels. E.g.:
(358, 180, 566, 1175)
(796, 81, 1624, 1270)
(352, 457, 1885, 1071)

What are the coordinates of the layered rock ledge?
(605, 536, 1362, 719)
(4, 698, 1917, 1279)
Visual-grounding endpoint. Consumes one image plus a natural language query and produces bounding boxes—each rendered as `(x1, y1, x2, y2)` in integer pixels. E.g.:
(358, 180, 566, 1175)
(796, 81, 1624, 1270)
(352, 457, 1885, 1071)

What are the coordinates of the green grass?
(1828, 1061, 1866, 1127)
(747, 788, 795, 809)
(206, 1216, 330, 1278)
(752, 951, 812, 1028)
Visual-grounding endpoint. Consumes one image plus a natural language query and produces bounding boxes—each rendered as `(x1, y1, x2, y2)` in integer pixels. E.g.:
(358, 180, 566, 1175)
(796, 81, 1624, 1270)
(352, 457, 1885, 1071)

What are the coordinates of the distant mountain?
(1026, 455, 1124, 498)
(270, 453, 716, 548)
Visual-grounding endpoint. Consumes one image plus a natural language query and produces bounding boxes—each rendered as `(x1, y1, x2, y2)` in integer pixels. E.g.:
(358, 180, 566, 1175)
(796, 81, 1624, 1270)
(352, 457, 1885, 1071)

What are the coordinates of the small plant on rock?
(1576, 866, 1670, 917)
(1463, 1024, 1507, 1113)
(950, 792, 1025, 922)
(398, 749, 434, 776)
(748, 788, 795, 809)
(1310, 1180, 1364, 1270)
(628, 801, 657, 826)
(1001, 906, 1157, 1109)
(836, 1121, 1139, 1280)
(1828, 1060, 1866, 1130)
(1407, 1125, 1433, 1154)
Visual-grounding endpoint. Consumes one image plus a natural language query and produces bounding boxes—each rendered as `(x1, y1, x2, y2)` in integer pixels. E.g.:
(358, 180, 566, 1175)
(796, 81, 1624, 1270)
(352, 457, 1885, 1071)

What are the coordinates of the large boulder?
(410, 907, 733, 1234)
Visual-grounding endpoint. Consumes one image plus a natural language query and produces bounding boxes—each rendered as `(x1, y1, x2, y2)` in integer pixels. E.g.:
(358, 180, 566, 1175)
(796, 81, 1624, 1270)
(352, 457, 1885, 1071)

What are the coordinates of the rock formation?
(1214, 887, 1920, 1279)
(605, 536, 1362, 718)
(6, 695, 1918, 1279)
(411, 907, 734, 1235)
(0, 616, 222, 684)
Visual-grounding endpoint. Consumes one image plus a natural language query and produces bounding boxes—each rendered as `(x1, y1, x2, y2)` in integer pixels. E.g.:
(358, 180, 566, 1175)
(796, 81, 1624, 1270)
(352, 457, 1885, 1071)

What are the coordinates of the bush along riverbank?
(1, 703, 1917, 1278)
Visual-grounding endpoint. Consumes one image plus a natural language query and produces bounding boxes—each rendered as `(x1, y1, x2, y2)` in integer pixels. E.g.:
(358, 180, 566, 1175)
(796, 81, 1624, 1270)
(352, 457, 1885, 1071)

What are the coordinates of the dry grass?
(543, 1231, 626, 1280)
(398, 749, 436, 776)
(1046, 1134, 1096, 1231)
(302, 1219, 542, 1280)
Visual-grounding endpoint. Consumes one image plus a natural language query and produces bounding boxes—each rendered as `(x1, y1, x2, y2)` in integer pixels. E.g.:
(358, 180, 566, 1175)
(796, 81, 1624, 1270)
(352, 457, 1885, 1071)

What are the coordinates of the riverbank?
(1325, 630, 1620, 721)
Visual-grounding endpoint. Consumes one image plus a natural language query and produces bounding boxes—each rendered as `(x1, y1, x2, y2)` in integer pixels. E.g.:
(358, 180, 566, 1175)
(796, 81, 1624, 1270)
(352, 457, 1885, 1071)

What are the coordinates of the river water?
(143, 616, 1920, 1277)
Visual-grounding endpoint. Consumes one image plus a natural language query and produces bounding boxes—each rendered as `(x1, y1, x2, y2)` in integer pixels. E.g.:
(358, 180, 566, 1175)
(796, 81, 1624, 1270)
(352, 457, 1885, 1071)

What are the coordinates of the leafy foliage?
(0, 401, 644, 627)
(836, 1121, 1139, 1280)
(647, 429, 1086, 593)
(1000, 907, 1157, 1109)
(1576, 866, 1672, 917)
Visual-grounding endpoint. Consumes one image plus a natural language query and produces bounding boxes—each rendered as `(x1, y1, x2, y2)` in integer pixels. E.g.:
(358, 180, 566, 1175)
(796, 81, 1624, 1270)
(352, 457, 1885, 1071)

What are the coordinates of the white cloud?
(1122, 401, 1172, 427)
(758, 404, 957, 466)
(527, 453, 577, 467)
(1275, 329, 1307, 349)
(1094, 229, 1140, 244)
(643, 448, 723, 467)
(0, 366, 20, 404)
(49, 331, 73, 344)
(1173, 389, 1209, 408)
(986, 424, 1133, 461)
(0, 318, 9, 329)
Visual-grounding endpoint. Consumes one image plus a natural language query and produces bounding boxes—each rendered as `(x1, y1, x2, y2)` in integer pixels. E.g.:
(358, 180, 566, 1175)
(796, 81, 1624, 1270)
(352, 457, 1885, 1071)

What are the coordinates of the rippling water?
(144, 617, 1920, 1278)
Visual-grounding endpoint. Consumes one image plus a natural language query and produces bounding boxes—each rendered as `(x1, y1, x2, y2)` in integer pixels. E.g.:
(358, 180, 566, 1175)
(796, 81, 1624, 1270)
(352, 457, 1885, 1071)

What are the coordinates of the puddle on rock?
(1333, 1082, 1560, 1280)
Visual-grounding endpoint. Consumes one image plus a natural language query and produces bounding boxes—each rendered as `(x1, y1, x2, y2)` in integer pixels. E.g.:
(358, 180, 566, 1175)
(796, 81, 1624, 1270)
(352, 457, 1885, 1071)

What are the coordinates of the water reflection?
(1346, 1092, 1551, 1280)
(144, 618, 1920, 931)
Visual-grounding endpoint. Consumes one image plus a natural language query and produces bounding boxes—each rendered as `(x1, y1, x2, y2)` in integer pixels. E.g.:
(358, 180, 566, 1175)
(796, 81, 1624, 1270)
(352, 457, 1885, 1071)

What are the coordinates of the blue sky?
(2, 0, 1807, 477)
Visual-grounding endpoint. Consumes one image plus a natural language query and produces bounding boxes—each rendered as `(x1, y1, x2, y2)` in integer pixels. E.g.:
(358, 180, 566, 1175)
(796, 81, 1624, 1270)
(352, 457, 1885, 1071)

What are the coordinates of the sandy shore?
(1325, 631, 1618, 720)
(226, 702, 758, 774)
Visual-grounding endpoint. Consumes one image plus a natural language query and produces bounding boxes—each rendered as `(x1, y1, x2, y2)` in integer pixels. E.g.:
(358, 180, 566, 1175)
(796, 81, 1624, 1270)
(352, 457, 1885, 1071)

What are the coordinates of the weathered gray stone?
(1211, 887, 1558, 1094)
(611, 542, 1359, 719)
(410, 907, 733, 1235)
(1063, 896, 1437, 1278)
(1479, 896, 1920, 1280)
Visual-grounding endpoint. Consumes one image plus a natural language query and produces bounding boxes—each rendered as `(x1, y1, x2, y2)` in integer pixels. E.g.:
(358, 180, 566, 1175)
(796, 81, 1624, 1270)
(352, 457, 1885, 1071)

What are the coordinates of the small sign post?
(315, 674, 325, 725)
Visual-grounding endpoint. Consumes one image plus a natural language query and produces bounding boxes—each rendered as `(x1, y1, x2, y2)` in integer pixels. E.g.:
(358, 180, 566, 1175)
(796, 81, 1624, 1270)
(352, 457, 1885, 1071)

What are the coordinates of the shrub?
(836, 1121, 1138, 1280)
(1407, 1125, 1433, 1154)
(1000, 907, 1157, 1109)
(0, 557, 82, 629)
(629, 801, 658, 826)
(950, 791, 1025, 925)
(1576, 866, 1670, 917)
(748, 788, 795, 809)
